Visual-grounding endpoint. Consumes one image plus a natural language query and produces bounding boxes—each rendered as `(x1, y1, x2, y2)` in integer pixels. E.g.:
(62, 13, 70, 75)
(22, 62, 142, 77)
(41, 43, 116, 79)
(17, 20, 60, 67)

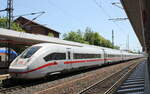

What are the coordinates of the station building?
(14, 16, 60, 38)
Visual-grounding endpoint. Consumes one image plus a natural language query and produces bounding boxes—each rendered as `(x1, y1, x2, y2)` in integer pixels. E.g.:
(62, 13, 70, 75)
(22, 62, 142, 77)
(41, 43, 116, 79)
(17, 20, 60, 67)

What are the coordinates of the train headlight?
(23, 58, 32, 65)
(26, 58, 31, 63)
(17, 58, 31, 65)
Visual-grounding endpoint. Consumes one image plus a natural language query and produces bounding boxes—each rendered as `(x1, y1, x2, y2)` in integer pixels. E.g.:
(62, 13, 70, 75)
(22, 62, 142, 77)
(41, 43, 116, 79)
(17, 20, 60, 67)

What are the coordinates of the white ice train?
(9, 43, 142, 79)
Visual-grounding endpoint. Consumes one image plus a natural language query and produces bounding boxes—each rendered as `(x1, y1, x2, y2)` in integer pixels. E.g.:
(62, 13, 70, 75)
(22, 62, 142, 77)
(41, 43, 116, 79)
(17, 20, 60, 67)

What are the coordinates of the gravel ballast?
(35, 59, 145, 94)
(0, 59, 145, 94)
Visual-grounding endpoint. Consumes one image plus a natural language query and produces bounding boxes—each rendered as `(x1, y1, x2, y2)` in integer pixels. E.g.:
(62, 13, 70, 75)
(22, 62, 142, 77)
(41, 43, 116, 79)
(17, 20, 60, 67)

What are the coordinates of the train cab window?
(20, 46, 41, 58)
(44, 53, 66, 61)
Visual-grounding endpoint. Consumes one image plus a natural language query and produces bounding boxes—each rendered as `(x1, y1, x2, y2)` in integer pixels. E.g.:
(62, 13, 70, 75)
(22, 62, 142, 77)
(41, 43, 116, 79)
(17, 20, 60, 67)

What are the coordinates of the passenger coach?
(9, 43, 142, 79)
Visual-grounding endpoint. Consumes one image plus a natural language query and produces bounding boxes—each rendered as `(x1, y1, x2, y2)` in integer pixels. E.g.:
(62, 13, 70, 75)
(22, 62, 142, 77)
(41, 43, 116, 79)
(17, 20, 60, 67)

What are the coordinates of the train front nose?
(9, 65, 28, 73)
(9, 59, 29, 78)
(9, 66, 28, 78)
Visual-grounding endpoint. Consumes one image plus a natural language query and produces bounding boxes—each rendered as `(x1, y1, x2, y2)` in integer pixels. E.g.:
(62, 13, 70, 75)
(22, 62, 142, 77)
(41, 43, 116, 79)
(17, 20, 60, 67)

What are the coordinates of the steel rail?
(77, 62, 139, 94)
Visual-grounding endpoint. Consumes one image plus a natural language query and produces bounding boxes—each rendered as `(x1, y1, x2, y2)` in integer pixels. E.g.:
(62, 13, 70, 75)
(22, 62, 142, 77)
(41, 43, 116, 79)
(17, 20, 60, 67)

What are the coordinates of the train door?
(102, 49, 106, 64)
(66, 48, 73, 69)
(121, 52, 124, 61)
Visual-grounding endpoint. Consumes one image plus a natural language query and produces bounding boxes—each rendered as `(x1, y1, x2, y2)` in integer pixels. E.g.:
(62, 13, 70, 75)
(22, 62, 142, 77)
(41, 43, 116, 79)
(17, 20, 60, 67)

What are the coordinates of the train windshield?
(20, 46, 41, 58)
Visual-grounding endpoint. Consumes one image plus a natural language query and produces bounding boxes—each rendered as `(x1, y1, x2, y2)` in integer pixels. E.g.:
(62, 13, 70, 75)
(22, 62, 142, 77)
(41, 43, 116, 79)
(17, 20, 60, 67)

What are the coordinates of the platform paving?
(115, 61, 146, 94)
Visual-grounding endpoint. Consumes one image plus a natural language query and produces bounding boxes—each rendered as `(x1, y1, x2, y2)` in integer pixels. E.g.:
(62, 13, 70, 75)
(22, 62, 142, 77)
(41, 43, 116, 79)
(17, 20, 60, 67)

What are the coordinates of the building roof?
(14, 16, 60, 34)
(0, 28, 130, 53)
(121, 0, 150, 53)
(0, 28, 82, 47)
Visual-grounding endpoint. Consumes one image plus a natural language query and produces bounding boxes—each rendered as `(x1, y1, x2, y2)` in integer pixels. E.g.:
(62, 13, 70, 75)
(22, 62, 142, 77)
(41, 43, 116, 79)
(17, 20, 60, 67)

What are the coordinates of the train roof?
(31, 43, 139, 55)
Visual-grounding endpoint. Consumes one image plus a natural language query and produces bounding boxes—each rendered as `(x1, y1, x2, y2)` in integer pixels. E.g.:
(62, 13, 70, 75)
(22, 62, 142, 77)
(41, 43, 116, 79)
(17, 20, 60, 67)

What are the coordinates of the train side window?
(55, 53, 66, 60)
(99, 54, 101, 58)
(73, 53, 101, 59)
(44, 53, 66, 61)
(68, 51, 71, 59)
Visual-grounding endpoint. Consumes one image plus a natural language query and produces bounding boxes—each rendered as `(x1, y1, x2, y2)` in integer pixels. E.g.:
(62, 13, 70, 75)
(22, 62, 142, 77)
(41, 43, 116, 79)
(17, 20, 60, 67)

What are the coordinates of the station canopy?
(121, 0, 150, 53)
(0, 28, 83, 47)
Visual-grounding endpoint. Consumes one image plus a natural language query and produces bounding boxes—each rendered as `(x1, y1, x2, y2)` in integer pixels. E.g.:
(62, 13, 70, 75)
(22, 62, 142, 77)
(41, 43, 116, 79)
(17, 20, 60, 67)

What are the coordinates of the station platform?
(115, 61, 150, 94)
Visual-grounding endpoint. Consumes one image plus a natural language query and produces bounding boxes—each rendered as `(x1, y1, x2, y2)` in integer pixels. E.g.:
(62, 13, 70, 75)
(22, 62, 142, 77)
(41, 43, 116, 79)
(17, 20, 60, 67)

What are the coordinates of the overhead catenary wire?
(47, 0, 85, 27)
(22, 11, 45, 27)
(92, 0, 126, 32)
(92, 0, 133, 50)
(13, 11, 45, 18)
(108, 18, 128, 21)
(112, 2, 123, 9)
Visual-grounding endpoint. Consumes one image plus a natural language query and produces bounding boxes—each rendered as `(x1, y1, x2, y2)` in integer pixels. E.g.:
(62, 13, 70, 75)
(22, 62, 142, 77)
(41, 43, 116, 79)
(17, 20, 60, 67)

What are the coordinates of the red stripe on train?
(11, 62, 57, 74)
(12, 58, 121, 74)
(64, 59, 105, 64)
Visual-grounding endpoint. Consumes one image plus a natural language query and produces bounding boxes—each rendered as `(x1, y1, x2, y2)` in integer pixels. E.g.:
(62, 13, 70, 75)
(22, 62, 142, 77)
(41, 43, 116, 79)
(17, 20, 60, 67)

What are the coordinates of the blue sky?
(0, 0, 142, 51)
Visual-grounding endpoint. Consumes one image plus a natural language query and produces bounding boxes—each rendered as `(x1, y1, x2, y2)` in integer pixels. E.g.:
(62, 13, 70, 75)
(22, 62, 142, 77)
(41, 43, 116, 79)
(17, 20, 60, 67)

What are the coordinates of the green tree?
(84, 27, 95, 45)
(63, 27, 120, 49)
(48, 32, 54, 37)
(0, 17, 24, 32)
(0, 17, 7, 28)
(113, 46, 120, 49)
(84, 27, 109, 47)
(63, 30, 88, 44)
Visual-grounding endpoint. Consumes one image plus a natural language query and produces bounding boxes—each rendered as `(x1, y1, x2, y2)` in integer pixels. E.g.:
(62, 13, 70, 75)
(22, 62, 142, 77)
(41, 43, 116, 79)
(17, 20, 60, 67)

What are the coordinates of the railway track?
(0, 78, 50, 94)
(0, 85, 23, 94)
(0, 59, 144, 94)
(0, 65, 109, 94)
(77, 61, 141, 94)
